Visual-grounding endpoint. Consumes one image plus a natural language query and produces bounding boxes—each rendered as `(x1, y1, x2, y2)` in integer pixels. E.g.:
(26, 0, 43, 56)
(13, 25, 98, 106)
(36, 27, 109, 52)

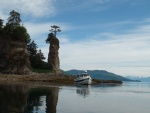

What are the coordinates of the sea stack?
(46, 33, 60, 73)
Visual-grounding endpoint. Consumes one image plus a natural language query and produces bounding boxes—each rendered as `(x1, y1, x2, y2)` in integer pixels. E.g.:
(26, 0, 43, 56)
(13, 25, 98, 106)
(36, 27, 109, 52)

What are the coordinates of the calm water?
(0, 82, 150, 113)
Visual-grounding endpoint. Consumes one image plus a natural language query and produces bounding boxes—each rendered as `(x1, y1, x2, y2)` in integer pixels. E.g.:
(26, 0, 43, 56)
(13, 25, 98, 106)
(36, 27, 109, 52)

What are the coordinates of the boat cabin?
(77, 74, 90, 78)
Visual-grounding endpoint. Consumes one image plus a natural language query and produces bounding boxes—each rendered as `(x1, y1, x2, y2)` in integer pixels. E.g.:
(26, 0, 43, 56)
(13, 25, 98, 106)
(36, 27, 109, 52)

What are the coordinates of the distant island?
(126, 76, 149, 82)
(64, 69, 140, 82)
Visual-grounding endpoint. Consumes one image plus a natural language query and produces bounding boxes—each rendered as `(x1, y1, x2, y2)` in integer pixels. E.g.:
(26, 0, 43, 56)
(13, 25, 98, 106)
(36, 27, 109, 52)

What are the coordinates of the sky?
(0, 0, 150, 77)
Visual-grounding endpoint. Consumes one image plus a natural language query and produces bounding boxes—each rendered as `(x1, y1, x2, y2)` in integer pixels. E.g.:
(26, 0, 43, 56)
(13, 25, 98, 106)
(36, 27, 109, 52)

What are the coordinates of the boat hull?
(74, 77, 92, 85)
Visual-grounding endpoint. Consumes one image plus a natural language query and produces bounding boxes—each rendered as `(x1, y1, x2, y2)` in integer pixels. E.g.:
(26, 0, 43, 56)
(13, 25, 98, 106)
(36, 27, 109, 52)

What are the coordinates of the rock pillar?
(47, 33, 60, 73)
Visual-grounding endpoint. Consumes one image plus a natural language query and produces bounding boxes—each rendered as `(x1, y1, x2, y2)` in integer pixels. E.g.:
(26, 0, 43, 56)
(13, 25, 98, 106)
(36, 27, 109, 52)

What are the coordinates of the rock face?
(0, 39, 31, 75)
(47, 33, 60, 73)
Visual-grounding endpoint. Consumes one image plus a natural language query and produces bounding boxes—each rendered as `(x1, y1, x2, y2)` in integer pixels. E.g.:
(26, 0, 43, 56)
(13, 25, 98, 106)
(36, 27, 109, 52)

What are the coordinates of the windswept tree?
(49, 25, 61, 38)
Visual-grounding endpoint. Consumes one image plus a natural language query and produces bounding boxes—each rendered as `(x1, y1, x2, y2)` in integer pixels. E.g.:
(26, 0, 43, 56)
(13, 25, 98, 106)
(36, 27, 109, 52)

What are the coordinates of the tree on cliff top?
(49, 25, 61, 37)
(7, 10, 21, 27)
(1, 10, 30, 42)
(46, 25, 61, 47)
(0, 18, 3, 34)
(0, 18, 3, 29)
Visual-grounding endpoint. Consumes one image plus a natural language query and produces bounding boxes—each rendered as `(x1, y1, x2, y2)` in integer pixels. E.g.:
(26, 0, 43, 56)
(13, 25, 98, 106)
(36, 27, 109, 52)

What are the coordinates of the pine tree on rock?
(7, 10, 21, 27)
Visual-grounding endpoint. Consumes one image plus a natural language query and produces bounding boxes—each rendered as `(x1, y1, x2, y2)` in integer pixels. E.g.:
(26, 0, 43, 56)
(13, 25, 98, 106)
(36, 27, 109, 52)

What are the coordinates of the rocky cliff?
(47, 33, 60, 73)
(0, 39, 31, 75)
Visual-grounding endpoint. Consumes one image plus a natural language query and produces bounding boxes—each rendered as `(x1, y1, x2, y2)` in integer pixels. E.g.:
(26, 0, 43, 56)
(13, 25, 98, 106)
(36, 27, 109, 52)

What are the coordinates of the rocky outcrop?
(47, 33, 60, 73)
(0, 39, 31, 75)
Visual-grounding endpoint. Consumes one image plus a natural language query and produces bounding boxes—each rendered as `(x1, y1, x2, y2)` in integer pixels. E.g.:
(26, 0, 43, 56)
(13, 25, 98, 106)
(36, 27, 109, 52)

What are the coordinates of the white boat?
(74, 71, 92, 85)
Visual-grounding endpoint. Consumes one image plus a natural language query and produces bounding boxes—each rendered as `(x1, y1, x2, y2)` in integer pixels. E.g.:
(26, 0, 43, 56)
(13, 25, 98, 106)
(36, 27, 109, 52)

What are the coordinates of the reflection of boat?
(76, 85, 91, 97)
(74, 71, 92, 85)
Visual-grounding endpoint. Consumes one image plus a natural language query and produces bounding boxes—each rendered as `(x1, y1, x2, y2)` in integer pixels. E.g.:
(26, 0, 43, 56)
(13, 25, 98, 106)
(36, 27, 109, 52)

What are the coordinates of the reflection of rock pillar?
(0, 84, 29, 113)
(48, 35, 60, 73)
(46, 87, 59, 113)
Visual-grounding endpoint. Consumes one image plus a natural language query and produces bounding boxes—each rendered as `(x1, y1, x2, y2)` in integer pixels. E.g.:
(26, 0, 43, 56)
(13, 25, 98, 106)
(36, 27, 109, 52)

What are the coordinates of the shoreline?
(0, 73, 122, 85)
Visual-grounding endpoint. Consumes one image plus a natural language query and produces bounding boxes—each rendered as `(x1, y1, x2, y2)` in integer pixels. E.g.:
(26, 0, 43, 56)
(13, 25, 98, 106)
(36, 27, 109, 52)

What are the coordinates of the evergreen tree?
(27, 40, 51, 70)
(0, 18, 3, 34)
(0, 18, 3, 29)
(27, 40, 38, 62)
(13, 26, 30, 42)
(37, 49, 45, 61)
(1, 10, 30, 42)
(7, 10, 21, 27)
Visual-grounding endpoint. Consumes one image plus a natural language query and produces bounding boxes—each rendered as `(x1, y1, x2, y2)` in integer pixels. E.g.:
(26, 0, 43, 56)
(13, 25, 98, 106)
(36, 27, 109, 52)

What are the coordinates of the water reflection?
(1, 82, 149, 113)
(24, 87, 59, 113)
(0, 83, 29, 113)
(76, 85, 91, 97)
(0, 84, 59, 113)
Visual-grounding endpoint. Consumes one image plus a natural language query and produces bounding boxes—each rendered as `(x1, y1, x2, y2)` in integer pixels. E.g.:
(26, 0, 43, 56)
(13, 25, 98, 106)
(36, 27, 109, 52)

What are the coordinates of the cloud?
(106, 67, 150, 76)
(58, 22, 150, 76)
(0, 11, 7, 21)
(58, 35, 70, 43)
(0, 0, 56, 18)
(60, 36, 149, 64)
(72, 0, 128, 12)
(54, 0, 116, 13)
